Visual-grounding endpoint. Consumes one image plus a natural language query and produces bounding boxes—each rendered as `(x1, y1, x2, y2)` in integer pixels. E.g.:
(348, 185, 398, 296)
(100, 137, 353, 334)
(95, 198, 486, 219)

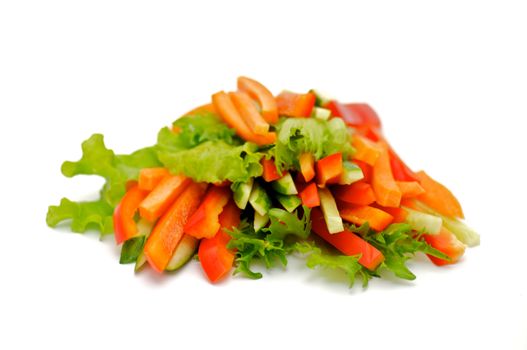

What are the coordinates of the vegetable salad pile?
(46, 77, 479, 287)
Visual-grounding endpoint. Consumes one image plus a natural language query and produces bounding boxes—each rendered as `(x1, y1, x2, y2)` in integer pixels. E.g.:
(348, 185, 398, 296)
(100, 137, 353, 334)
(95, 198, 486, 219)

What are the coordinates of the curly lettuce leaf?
(157, 112, 238, 153)
(47, 134, 161, 236)
(158, 140, 263, 183)
(273, 117, 353, 171)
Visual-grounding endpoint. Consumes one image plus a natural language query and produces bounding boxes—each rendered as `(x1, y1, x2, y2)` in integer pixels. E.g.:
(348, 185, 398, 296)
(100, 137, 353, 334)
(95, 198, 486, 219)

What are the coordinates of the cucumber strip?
(165, 234, 199, 271)
(403, 207, 442, 235)
(338, 161, 364, 185)
(254, 212, 269, 232)
(318, 187, 344, 234)
(271, 172, 298, 195)
(276, 194, 302, 213)
(233, 178, 254, 210)
(249, 182, 272, 216)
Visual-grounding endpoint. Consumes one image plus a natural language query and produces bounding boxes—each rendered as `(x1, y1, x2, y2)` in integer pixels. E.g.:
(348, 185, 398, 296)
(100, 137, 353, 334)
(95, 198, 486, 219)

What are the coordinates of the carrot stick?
(212, 91, 276, 146)
(139, 175, 191, 222)
(397, 181, 425, 198)
(229, 91, 270, 136)
(339, 204, 394, 231)
(372, 142, 401, 207)
(138, 168, 170, 191)
(144, 182, 207, 272)
(299, 152, 315, 182)
(352, 134, 382, 166)
(415, 171, 464, 219)
(237, 76, 278, 124)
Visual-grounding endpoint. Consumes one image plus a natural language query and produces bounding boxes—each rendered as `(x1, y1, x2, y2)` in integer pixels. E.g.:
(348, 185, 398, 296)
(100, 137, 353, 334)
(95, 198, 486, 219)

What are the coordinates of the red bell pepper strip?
(237, 76, 279, 124)
(138, 167, 170, 191)
(139, 175, 191, 222)
(198, 200, 241, 283)
(184, 186, 231, 239)
(387, 146, 418, 182)
(353, 160, 373, 183)
(113, 184, 149, 244)
(299, 152, 315, 182)
(333, 182, 376, 206)
(311, 208, 384, 270)
(326, 101, 381, 128)
(339, 204, 394, 231)
(276, 91, 316, 117)
(144, 182, 207, 272)
(316, 152, 343, 186)
(372, 143, 402, 208)
(423, 227, 465, 266)
(261, 158, 281, 182)
(299, 182, 320, 208)
(416, 171, 464, 219)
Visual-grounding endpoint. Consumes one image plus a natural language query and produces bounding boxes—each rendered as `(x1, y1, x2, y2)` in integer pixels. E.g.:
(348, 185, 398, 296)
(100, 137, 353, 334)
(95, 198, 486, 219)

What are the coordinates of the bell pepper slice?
(114, 184, 149, 245)
(299, 182, 320, 208)
(198, 200, 241, 283)
(423, 226, 465, 266)
(397, 181, 425, 199)
(237, 76, 278, 124)
(144, 182, 207, 272)
(276, 91, 316, 117)
(316, 152, 343, 186)
(139, 174, 191, 222)
(299, 152, 315, 182)
(311, 208, 384, 270)
(352, 134, 382, 166)
(261, 158, 281, 182)
(326, 101, 381, 128)
(184, 185, 231, 239)
(333, 182, 376, 206)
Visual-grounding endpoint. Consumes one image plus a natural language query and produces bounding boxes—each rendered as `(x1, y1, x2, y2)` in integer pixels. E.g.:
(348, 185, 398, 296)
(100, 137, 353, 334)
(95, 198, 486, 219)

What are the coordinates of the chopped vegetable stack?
(46, 77, 480, 287)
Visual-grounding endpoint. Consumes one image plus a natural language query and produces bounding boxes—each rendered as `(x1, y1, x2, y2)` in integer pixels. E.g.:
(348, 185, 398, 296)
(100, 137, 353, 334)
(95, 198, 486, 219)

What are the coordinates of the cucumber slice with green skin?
(233, 178, 254, 210)
(311, 107, 332, 120)
(318, 187, 344, 234)
(310, 89, 332, 107)
(271, 172, 298, 195)
(165, 234, 199, 271)
(403, 207, 442, 235)
(249, 182, 272, 216)
(276, 193, 302, 213)
(338, 161, 364, 185)
(132, 219, 154, 272)
(254, 212, 269, 232)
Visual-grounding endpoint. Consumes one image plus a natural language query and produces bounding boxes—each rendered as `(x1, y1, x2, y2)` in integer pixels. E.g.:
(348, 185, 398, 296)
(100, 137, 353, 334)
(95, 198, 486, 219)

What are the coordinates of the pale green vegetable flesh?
(271, 172, 298, 195)
(403, 207, 442, 235)
(318, 187, 344, 234)
(233, 178, 254, 210)
(338, 161, 364, 185)
(249, 182, 272, 216)
(254, 212, 270, 232)
(276, 194, 302, 213)
(165, 235, 199, 271)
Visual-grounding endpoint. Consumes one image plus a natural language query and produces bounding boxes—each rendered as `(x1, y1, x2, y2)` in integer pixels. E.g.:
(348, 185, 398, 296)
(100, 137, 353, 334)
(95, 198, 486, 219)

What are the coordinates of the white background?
(1, 1, 526, 349)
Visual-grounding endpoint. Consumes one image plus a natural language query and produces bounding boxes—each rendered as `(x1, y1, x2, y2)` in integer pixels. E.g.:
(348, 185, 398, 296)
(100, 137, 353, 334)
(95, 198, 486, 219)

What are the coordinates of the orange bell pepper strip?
(138, 167, 170, 191)
(113, 184, 149, 244)
(261, 158, 281, 182)
(311, 208, 384, 270)
(339, 204, 394, 231)
(139, 175, 191, 222)
(316, 152, 343, 186)
(299, 152, 315, 182)
(423, 226, 465, 266)
(397, 181, 425, 199)
(372, 143, 401, 207)
(182, 103, 216, 117)
(144, 182, 207, 272)
(229, 91, 270, 136)
(276, 91, 316, 118)
(415, 171, 464, 219)
(299, 182, 320, 208)
(184, 186, 231, 239)
(237, 76, 278, 124)
(352, 134, 382, 166)
(212, 91, 276, 146)
(333, 182, 376, 206)
(375, 205, 408, 223)
(198, 200, 241, 283)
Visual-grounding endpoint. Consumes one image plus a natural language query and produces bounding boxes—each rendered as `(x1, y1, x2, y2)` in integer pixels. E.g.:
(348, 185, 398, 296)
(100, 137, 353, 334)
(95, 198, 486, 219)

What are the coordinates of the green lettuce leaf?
(158, 140, 263, 183)
(47, 133, 161, 236)
(157, 112, 238, 153)
(273, 117, 353, 171)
